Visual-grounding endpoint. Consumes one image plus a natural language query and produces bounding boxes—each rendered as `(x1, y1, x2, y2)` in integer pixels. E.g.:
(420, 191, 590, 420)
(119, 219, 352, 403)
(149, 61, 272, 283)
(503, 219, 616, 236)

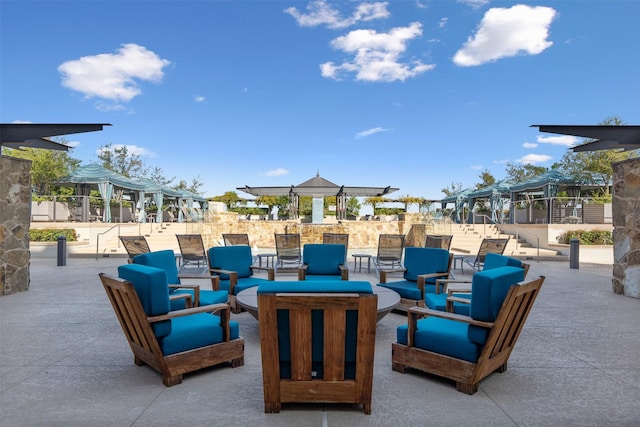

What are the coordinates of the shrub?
(29, 229, 77, 242)
(557, 229, 612, 245)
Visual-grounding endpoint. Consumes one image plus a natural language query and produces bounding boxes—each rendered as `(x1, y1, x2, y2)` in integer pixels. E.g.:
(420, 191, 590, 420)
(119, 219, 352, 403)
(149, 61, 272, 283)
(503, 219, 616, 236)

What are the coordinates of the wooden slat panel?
(324, 309, 346, 381)
(290, 308, 312, 381)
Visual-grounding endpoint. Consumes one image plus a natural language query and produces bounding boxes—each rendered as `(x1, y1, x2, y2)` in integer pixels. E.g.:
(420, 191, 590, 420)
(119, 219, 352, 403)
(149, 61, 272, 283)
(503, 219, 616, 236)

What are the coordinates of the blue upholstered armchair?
(102, 264, 244, 386)
(208, 245, 275, 313)
(425, 253, 530, 315)
(378, 247, 453, 310)
(393, 266, 543, 394)
(132, 249, 228, 310)
(298, 243, 349, 281)
(257, 280, 377, 414)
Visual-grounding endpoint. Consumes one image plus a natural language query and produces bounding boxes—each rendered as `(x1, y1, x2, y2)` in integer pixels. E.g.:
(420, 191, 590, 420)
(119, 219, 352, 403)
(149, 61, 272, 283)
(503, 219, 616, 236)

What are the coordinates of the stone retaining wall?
(612, 157, 640, 298)
(0, 156, 31, 295)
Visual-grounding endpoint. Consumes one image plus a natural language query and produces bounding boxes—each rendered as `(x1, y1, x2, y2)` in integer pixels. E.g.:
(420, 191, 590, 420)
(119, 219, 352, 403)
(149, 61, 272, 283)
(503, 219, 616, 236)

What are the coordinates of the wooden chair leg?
(163, 374, 183, 387)
(456, 382, 478, 395)
(134, 356, 144, 366)
(392, 362, 406, 373)
(231, 356, 244, 368)
(264, 402, 281, 413)
(496, 362, 508, 373)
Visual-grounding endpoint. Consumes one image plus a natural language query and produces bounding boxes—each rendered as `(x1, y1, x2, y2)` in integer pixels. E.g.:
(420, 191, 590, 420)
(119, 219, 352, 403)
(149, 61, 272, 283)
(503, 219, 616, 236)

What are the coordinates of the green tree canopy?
(440, 181, 463, 197)
(505, 163, 548, 182)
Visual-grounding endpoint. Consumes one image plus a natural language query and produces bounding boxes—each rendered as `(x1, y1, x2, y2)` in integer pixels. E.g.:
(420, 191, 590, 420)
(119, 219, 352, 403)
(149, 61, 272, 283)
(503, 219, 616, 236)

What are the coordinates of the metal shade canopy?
(531, 125, 640, 152)
(238, 173, 398, 198)
(0, 123, 111, 151)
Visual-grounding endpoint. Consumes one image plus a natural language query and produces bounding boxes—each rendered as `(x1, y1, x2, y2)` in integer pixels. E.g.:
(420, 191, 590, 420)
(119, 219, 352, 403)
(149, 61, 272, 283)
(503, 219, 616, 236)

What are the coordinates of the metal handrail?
(96, 224, 121, 260)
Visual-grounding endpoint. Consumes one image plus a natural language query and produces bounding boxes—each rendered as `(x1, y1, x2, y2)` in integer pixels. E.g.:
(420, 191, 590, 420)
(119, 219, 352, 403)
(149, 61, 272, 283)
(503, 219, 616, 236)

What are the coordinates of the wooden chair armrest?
(169, 283, 200, 307)
(209, 268, 238, 293)
(297, 265, 308, 280)
(417, 272, 450, 296)
(407, 306, 494, 328)
(169, 293, 192, 308)
(251, 265, 275, 281)
(447, 296, 472, 305)
(379, 268, 406, 283)
(435, 278, 471, 293)
(339, 265, 349, 280)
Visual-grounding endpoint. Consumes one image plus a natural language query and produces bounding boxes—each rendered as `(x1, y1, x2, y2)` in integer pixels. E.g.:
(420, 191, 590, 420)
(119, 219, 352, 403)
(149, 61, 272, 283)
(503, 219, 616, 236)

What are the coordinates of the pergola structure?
(237, 173, 399, 220)
(0, 123, 111, 150)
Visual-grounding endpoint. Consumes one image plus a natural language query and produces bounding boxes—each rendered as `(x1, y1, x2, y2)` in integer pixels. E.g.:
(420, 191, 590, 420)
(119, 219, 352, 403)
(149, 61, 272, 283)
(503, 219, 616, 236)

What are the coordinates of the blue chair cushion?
(403, 247, 450, 284)
(468, 266, 525, 345)
(118, 264, 171, 338)
(133, 250, 180, 285)
(378, 280, 435, 300)
(219, 277, 269, 295)
(258, 281, 372, 379)
(159, 314, 240, 356)
(397, 317, 480, 363)
(208, 246, 253, 279)
(303, 244, 345, 275)
(483, 253, 522, 270)
(424, 292, 470, 315)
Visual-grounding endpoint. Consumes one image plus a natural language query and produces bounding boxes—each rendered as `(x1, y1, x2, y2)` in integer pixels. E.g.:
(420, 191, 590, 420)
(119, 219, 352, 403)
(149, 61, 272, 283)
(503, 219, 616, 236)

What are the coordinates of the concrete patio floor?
(1, 257, 639, 426)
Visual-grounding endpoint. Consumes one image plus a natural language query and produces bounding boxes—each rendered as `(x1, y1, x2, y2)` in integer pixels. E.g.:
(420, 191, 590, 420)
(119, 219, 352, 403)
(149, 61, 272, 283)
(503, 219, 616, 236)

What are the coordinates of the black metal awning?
(0, 123, 111, 151)
(532, 125, 640, 152)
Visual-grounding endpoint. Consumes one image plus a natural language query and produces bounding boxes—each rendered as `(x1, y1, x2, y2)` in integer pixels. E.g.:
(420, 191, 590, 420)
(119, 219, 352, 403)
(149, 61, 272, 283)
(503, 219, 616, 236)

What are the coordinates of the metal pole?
(57, 235, 67, 266)
(570, 238, 580, 269)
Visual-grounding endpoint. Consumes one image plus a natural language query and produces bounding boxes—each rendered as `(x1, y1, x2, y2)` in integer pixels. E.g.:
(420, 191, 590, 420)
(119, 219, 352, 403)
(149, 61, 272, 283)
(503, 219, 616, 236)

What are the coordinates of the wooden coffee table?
(236, 284, 400, 322)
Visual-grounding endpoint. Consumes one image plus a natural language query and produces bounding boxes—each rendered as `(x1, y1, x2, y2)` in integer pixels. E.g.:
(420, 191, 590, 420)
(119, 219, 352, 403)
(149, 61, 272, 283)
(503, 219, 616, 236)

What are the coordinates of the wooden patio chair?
(119, 235, 151, 262)
(463, 237, 510, 271)
(425, 234, 453, 251)
(393, 267, 544, 394)
(100, 265, 244, 387)
(258, 281, 377, 414)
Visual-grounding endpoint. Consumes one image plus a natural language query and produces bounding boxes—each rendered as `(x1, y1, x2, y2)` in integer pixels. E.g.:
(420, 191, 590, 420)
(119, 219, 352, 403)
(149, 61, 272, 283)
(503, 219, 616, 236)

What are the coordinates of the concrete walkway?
(1, 257, 638, 426)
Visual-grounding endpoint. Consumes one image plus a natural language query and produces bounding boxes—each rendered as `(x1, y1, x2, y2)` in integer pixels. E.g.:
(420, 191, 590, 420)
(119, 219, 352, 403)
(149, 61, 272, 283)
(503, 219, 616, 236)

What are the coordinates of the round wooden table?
(236, 284, 400, 322)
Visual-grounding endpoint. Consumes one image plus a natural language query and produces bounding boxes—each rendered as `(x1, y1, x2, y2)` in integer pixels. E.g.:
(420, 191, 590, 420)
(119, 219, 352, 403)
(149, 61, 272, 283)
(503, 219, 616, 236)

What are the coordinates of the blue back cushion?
(133, 250, 180, 285)
(258, 281, 372, 379)
(403, 247, 450, 282)
(118, 263, 171, 338)
(303, 244, 345, 275)
(208, 246, 253, 279)
(483, 253, 522, 271)
(468, 266, 525, 345)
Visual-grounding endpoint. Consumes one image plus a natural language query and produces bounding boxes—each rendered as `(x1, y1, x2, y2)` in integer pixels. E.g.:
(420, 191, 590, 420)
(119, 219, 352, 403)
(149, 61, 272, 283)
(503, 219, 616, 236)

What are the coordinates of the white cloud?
(517, 153, 552, 164)
(457, 0, 489, 9)
(284, 0, 389, 29)
(523, 142, 538, 148)
(439, 17, 448, 29)
(58, 43, 171, 102)
(355, 127, 389, 139)
(263, 168, 289, 177)
(453, 5, 556, 67)
(65, 140, 81, 148)
(321, 22, 435, 82)
(96, 144, 156, 158)
(11, 120, 32, 124)
(470, 164, 483, 170)
(537, 135, 578, 147)
(194, 95, 205, 103)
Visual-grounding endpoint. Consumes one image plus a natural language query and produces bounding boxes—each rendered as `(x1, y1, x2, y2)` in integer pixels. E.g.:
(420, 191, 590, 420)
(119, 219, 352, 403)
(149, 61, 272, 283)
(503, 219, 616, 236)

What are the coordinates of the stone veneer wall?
(612, 157, 640, 298)
(0, 156, 31, 295)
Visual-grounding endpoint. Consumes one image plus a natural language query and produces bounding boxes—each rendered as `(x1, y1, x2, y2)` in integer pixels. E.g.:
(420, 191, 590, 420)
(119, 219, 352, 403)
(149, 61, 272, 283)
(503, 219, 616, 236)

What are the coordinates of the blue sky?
(2, 0, 639, 204)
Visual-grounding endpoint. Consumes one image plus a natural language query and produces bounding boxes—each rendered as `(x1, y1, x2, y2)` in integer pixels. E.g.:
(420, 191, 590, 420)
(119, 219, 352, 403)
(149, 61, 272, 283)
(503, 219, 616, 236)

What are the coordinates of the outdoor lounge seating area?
(1, 256, 639, 425)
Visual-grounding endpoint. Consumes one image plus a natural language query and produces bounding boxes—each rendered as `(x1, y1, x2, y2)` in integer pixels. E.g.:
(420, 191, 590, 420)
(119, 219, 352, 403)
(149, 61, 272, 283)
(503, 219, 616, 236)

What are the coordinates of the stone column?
(611, 157, 640, 298)
(0, 156, 32, 295)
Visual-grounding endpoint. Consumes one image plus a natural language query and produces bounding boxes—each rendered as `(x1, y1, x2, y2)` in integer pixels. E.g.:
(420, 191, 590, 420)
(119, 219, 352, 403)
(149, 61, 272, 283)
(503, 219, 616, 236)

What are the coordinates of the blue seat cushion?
(483, 253, 523, 271)
(133, 250, 180, 285)
(378, 280, 434, 300)
(397, 317, 480, 363)
(169, 289, 229, 310)
(424, 293, 470, 315)
(160, 314, 240, 356)
(219, 277, 269, 295)
(303, 275, 343, 281)
(208, 246, 253, 279)
(118, 263, 171, 338)
(403, 247, 450, 284)
(303, 244, 345, 275)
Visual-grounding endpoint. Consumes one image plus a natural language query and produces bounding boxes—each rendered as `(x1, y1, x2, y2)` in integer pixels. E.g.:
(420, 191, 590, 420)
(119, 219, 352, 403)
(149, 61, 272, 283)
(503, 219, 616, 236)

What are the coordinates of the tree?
(559, 116, 637, 196)
(475, 169, 496, 190)
(97, 143, 146, 178)
(346, 196, 361, 217)
(363, 196, 387, 215)
(3, 139, 81, 195)
(396, 195, 424, 212)
(255, 195, 279, 218)
(148, 166, 175, 187)
(441, 181, 463, 197)
(210, 191, 244, 209)
(504, 162, 547, 182)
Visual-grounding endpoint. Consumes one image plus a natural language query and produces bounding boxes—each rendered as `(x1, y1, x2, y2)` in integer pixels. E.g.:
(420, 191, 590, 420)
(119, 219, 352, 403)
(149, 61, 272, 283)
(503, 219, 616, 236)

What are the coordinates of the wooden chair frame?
(258, 292, 377, 414)
(392, 276, 544, 394)
(99, 273, 244, 387)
